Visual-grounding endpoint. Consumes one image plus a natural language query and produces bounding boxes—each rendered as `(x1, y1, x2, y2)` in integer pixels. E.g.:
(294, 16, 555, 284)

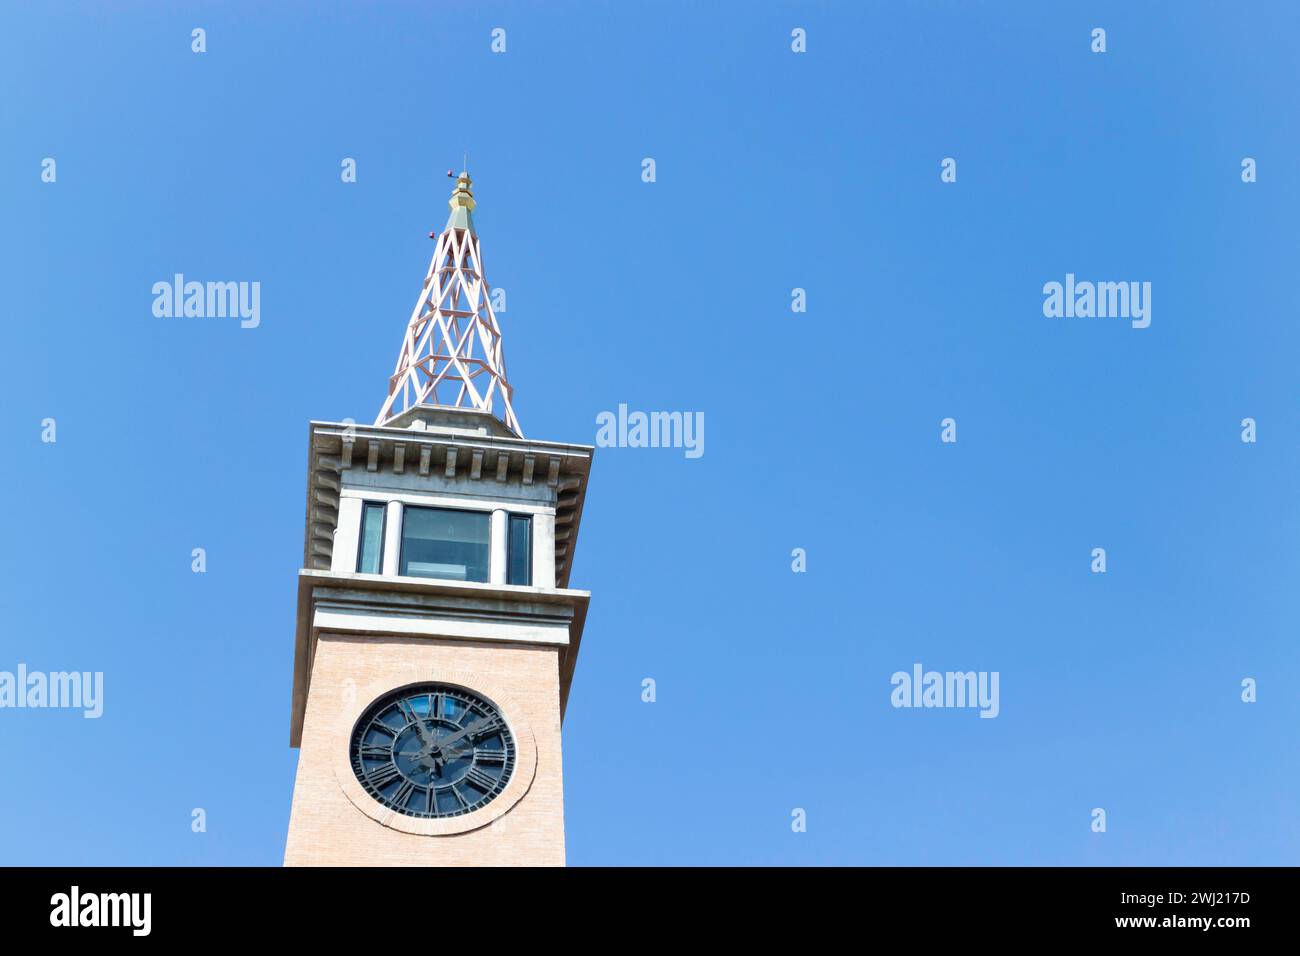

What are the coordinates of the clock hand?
(435, 731, 495, 768)
(432, 716, 497, 754)
(408, 711, 436, 749)
(437, 743, 473, 763)
(393, 718, 497, 775)
(397, 747, 445, 779)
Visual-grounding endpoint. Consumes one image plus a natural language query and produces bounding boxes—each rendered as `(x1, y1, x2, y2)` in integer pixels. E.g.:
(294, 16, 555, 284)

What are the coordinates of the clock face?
(350, 684, 516, 819)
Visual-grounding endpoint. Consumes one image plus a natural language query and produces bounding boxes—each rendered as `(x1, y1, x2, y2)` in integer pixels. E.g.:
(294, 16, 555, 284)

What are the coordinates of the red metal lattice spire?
(375, 171, 521, 436)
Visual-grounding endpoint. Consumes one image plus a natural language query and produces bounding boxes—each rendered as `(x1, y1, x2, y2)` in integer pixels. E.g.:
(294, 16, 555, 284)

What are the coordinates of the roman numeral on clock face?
(391, 780, 416, 807)
(396, 698, 419, 725)
(359, 744, 391, 760)
(475, 749, 507, 763)
(470, 716, 503, 738)
(363, 762, 401, 790)
(465, 767, 499, 792)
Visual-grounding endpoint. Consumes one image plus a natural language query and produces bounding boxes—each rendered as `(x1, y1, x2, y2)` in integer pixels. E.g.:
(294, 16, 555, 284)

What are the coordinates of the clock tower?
(284, 172, 593, 866)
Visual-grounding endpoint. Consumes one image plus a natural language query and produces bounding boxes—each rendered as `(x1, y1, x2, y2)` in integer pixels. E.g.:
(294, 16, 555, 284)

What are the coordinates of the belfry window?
(356, 502, 386, 574)
(399, 507, 490, 582)
(507, 514, 532, 586)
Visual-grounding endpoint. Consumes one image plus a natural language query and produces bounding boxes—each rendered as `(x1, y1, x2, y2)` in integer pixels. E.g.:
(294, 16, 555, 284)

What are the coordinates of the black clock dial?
(350, 684, 516, 819)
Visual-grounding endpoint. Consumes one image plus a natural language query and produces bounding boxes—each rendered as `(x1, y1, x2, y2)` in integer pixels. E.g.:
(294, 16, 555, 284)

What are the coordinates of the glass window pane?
(357, 502, 385, 574)
(507, 514, 532, 586)
(400, 507, 490, 582)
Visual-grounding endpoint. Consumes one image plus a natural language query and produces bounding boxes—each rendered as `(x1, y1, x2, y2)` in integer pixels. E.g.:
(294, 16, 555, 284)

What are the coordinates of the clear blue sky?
(3, 2, 1297, 866)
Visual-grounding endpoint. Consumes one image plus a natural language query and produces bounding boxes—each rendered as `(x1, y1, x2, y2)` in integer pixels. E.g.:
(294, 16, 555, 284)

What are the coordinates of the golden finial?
(449, 171, 475, 212)
(444, 169, 476, 232)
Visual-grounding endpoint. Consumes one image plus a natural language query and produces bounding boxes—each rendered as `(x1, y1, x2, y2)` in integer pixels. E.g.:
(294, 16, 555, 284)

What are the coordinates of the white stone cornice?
(289, 569, 590, 747)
